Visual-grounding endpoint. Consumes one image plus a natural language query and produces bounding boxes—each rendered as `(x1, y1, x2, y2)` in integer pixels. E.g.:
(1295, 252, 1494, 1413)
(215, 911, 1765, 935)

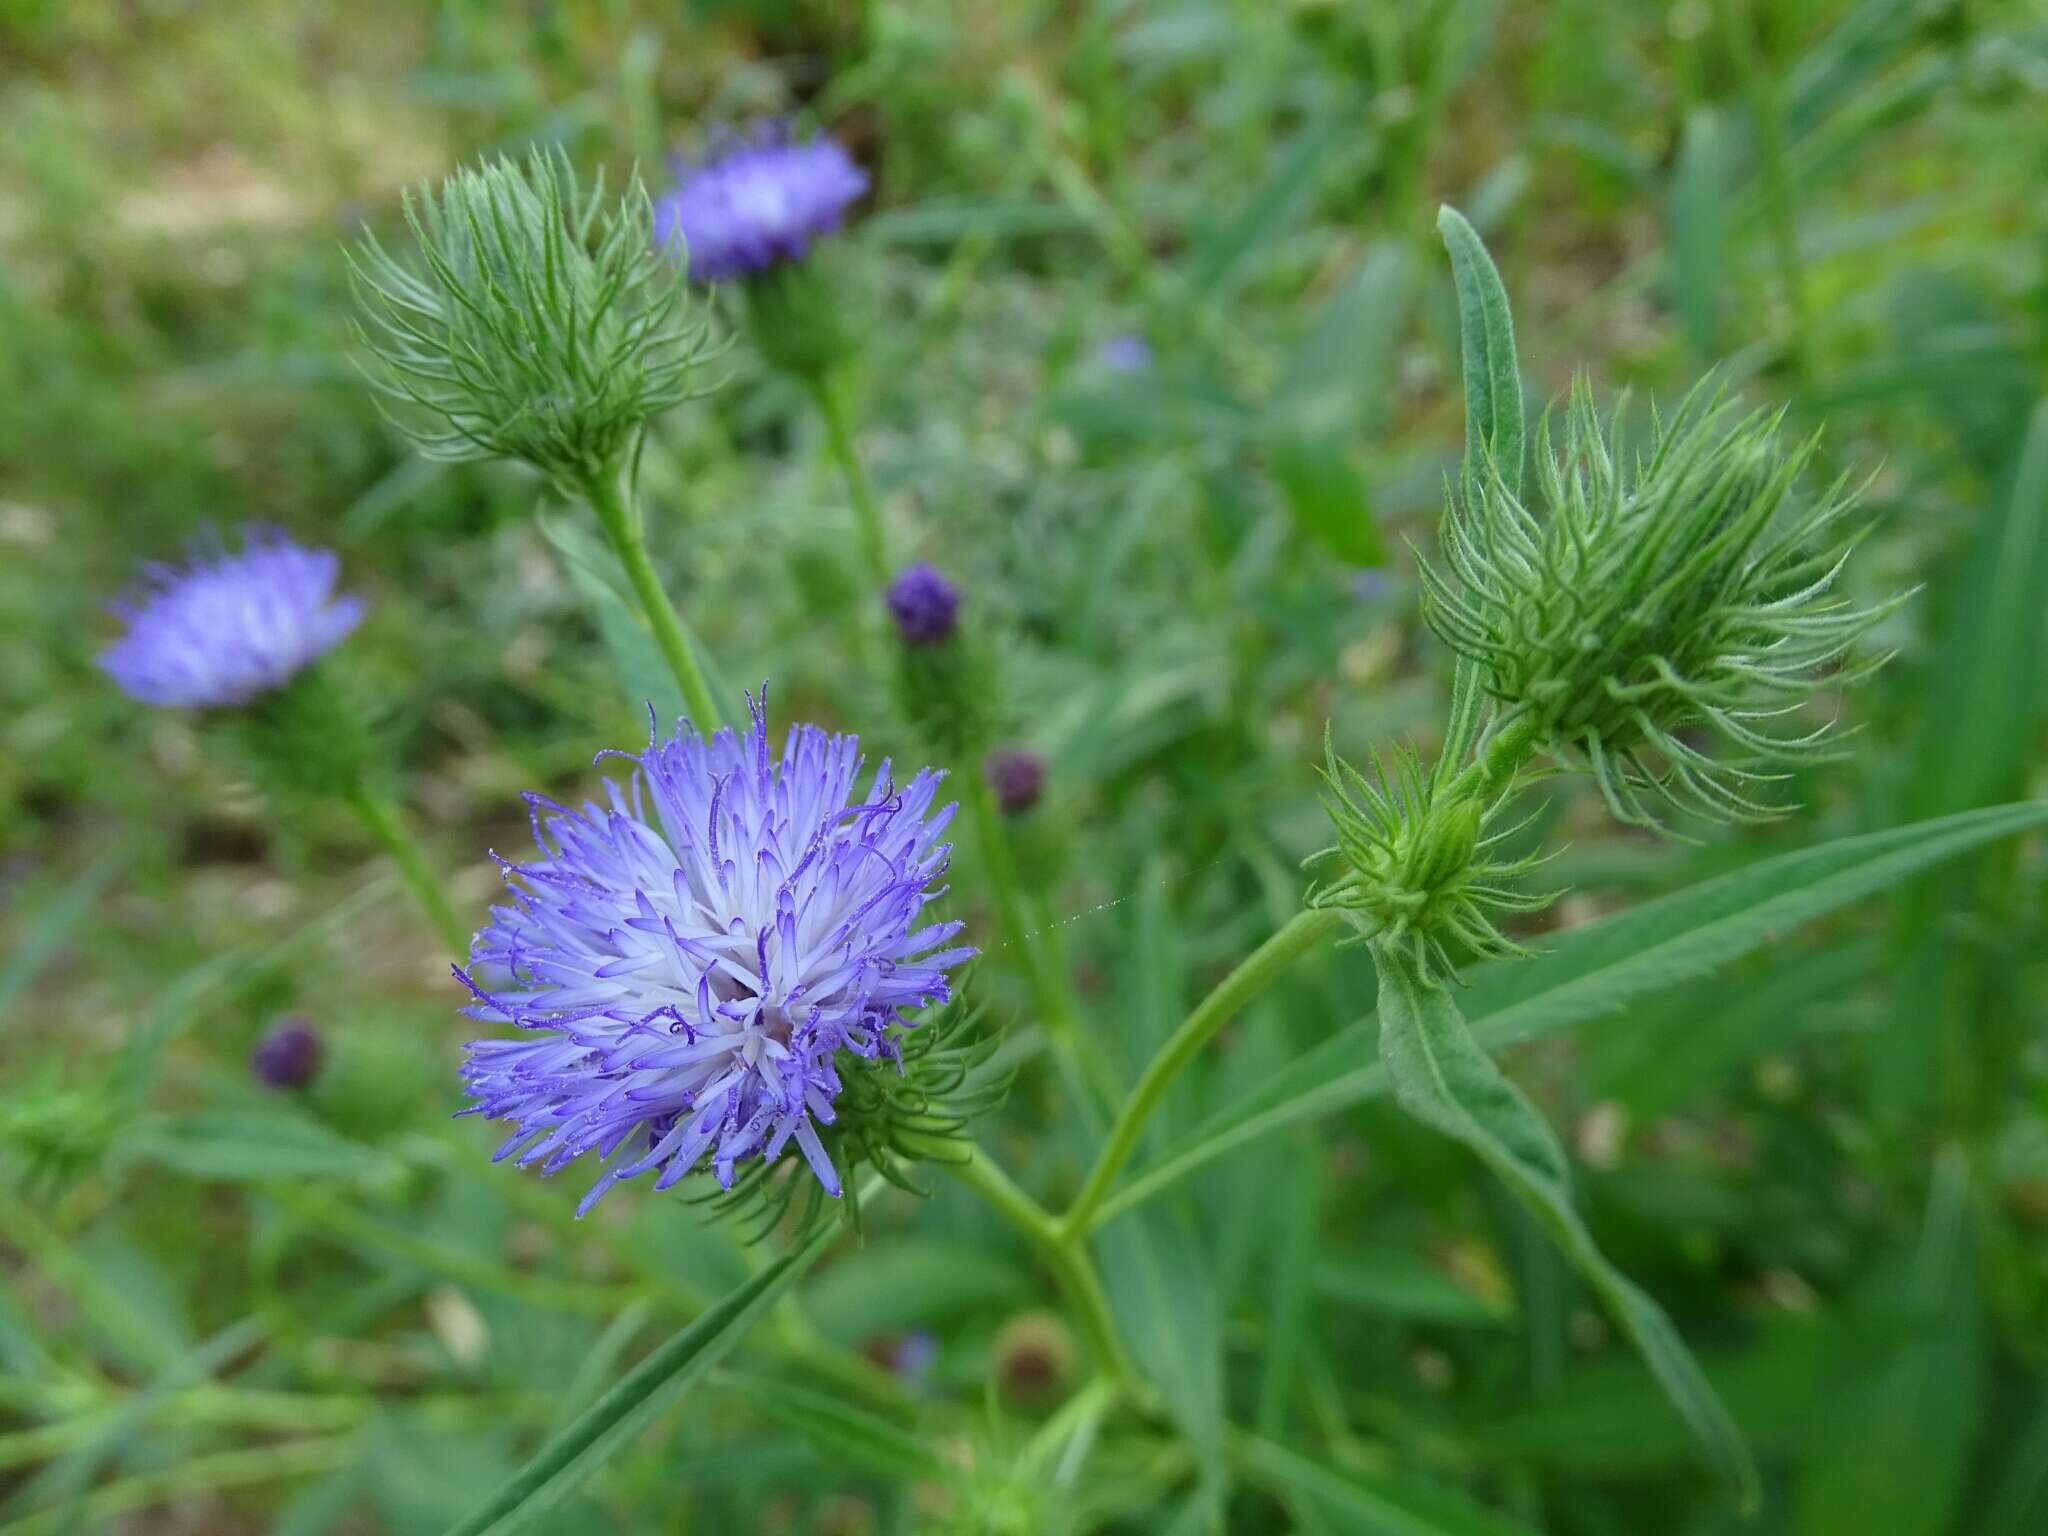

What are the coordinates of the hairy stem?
(1060, 906, 1340, 1241)
(581, 467, 725, 733)
(811, 372, 889, 590)
(348, 791, 465, 954)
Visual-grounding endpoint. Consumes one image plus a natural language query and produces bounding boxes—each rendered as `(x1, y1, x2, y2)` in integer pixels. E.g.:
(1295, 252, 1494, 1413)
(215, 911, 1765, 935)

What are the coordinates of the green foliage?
(1373, 940, 1757, 1507)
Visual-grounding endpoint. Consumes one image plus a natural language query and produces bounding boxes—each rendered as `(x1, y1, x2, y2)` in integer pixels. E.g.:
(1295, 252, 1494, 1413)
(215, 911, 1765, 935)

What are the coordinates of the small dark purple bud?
(885, 562, 961, 647)
(983, 748, 1046, 815)
(251, 1016, 324, 1089)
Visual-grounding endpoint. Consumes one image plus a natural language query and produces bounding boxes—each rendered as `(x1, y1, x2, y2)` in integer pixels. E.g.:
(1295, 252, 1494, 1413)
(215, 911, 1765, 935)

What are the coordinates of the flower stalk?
(578, 465, 724, 733)
(1060, 906, 1340, 1241)
(346, 788, 466, 956)
(811, 371, 890, 590)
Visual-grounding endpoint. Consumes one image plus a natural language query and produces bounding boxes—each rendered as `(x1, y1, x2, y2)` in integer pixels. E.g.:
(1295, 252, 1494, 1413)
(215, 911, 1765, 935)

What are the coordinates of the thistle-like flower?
(98, 526, 365, 709)
(352, 148, 715, 484)
(1306, 735, 1553, 980)
(1420, 379, 1899, 827)
(457, 695, 975, 1218)
(654, 125, 868, 283)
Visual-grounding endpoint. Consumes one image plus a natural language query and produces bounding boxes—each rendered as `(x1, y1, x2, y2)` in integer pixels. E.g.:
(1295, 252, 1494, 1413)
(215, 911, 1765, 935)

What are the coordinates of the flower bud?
(251, 1016, 325, 1089)
(982, 748, 1046, 815)
(1307, 735, 1553, 981)
(992, 1311, 1072, 1402)
(1420, 378, 1900, 827)
(352, 149, 715, 486)
(885, 562, 961, 647)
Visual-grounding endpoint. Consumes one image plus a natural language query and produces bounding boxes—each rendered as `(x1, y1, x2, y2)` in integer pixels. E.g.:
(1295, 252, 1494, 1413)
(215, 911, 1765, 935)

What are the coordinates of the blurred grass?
(3, 1, 2048, 1532)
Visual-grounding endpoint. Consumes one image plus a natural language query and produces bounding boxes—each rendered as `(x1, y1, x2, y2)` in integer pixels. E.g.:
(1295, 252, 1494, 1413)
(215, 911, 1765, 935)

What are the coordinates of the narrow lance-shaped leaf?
(1371, 941, 1758, 1509)
(444, 1220, 836, 1536)
(1437, 203, 1523, 496)
(1100, 800, 2048, 1223)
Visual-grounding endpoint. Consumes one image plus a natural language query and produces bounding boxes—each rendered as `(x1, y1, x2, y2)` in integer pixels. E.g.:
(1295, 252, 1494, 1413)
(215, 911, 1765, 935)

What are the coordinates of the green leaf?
(443, 1222, 836, 1536)
(720, 1371, 944, 1484)
(1437, 204, 1522, 496)
(1371, 942, 1757, 1508)
(1099, 1206, 1222, 1464)
(1101, 802, 2048, 1223)
(123, 1108, 389, 1182)
(1668, 109, 1730, 362)
(1266, 431, 1386, 567)
(803, 1236, 1029, 1344)
(1796, 1150, 1984, 1536)
(0, 855, 118, 1034)
(1315, 1245, 1514, 1329)
(1183, 113, 1341, 303)
(1269, 240, 1414, 441)
(1230, 1429, 1543, 1536)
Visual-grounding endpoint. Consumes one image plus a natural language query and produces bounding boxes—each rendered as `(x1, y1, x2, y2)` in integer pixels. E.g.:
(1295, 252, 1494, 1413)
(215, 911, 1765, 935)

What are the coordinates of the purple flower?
(251, 1016, 325, 1089)
(885, 563, 961, 647)
(1096, 334, 1153, 373)
(98, 527, 365, 709)
(983, 748, 1046, 815)
(457, 694, 971, 1215)
(654, 125, 869, 283)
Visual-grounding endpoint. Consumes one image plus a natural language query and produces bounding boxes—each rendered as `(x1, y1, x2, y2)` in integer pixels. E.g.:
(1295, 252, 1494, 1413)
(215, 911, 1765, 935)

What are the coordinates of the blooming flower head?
(885, 562, 961, 647)
(655, 125, 868, 283)
(98, 526, 365, 709)
(458, 695, 971, 1215)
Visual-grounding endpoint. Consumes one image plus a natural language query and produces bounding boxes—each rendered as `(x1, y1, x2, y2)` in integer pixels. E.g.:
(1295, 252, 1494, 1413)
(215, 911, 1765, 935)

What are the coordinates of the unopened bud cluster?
(1306, 736, 1553, 981)
(1421, 380, 1898, 828)
(352, 148, 716, 485)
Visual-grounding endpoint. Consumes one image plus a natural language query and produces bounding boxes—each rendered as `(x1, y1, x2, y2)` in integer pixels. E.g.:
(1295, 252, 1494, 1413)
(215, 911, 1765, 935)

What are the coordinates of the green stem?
(1060, 906, 1339, 1241)
(580, 467, 724, 733)
(925, 1140, 1142, 1399)
(1438, 708, 1546, 808)
(966, 772, 1117, 1116)
(348, 791, 465, 955)
(811, 372, 889, 589)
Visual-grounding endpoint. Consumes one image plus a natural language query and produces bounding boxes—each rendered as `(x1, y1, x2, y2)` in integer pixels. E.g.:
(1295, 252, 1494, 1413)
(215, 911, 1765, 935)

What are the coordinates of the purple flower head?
(983, 748, 1046, 815)
(654, 125, 869, 283)
(98, 526, 365, 709)
(885, 562, 961, 647)
(457, 692, 972, 1215)
(251, 1016, 325, 1090)
(1096, 333, 1153, 373)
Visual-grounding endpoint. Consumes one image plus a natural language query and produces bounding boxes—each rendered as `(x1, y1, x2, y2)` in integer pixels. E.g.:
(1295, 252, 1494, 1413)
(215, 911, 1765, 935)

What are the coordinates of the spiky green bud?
(1307, 734, 1554, 981)
(696, 993, 1007, 1242)
(1420, 378, 1901, 829)
(231, 663, 381, 804)
(351, 148, 717, 485)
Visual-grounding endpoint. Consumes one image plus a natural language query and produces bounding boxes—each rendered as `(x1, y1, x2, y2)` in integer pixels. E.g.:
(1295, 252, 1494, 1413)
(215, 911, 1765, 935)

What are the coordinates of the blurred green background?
(4, 1, 2047, 1531)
